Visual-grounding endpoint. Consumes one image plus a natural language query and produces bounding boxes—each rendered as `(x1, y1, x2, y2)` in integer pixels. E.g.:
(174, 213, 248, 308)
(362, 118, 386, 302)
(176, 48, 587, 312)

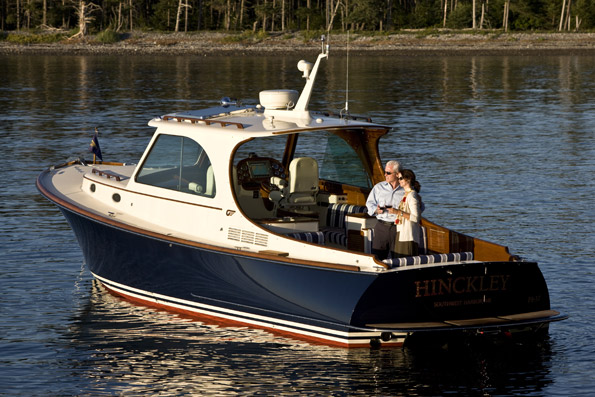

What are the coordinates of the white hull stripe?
(92, 273, 407, 346)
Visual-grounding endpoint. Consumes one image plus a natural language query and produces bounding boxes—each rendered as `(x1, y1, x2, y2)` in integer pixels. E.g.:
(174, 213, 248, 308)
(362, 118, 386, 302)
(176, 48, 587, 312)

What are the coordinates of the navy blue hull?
(60, 207, 380, 335)
(55, 204, 558, 346)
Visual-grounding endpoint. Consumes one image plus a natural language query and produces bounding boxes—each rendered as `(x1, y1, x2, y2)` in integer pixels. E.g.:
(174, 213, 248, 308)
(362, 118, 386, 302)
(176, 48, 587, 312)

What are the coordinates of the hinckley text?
(414, 274, 511, 298)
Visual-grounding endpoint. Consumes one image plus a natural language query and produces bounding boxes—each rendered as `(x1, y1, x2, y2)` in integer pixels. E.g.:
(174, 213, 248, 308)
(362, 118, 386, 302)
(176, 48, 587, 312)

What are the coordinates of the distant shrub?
(300, 30, 324, 42)
(220, 30, 270, 44)
(255, 30, 269, 40)
(220, 33, 247, 43)
(95, 29, 121, 44)
(414, 28, 440, 39)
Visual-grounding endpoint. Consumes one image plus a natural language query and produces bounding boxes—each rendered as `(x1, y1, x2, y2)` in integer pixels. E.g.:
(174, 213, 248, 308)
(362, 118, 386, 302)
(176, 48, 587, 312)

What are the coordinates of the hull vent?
(228, 228, 268, 247)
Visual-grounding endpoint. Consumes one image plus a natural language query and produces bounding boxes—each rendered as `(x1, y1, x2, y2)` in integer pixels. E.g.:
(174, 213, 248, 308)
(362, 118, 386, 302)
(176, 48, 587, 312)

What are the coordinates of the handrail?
(92, 168, 123, 181)
(320, 111, 372, 123)
(163, 115, 245, 129)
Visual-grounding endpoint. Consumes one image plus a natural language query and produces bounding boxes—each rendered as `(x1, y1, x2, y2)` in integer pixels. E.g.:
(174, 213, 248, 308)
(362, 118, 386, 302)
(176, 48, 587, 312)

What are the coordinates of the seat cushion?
(323, 229, 347, 246)
(288, 231, 325, 245)
(383, 252, 474, 268)
(325, 203, 368, 229)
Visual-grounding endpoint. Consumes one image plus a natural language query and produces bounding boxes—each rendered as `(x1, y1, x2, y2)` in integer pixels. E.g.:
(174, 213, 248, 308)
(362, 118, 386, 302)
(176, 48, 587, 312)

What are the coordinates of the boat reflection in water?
(65, 280, 555, 395)
(38, 37, 566, 348)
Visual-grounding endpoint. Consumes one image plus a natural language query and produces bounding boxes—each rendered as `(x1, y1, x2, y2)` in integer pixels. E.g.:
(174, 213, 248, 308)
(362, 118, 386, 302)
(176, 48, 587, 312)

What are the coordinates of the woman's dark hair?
(401, 169, 421, 193)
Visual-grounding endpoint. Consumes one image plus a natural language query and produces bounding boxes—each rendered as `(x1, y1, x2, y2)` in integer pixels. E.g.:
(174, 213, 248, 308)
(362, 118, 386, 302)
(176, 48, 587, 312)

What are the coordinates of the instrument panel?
(236, 157, 286, 189)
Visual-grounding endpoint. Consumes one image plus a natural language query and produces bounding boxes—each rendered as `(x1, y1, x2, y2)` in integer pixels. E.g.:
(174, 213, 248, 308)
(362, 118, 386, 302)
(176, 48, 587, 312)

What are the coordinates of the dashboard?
(236, 156, 287, 190)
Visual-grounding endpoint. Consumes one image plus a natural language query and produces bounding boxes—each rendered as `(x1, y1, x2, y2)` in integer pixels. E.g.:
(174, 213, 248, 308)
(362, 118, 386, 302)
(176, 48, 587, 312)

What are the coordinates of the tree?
(503, 0, 510, 31)
(473, 0, 477, 28)
(72, 0, 101, 37)
(1, 0, 594, 33)
(174, 0, 182, 31)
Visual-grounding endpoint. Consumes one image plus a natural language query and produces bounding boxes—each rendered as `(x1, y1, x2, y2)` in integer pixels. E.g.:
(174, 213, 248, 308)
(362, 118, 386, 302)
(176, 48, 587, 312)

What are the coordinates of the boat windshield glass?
(294, 130, 371, 188)
(135, 134, 216, 197)
(233, 130, 371, 189)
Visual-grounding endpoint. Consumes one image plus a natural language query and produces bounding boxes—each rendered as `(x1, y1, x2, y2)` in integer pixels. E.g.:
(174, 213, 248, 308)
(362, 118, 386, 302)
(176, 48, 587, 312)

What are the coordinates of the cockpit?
(230, 128, 383, 252)
(235, 154, 287, 191)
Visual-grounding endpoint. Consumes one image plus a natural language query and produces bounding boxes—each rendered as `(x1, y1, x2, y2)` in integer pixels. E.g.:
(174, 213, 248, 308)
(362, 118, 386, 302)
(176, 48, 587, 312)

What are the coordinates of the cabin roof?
(149, 105, 389, 137)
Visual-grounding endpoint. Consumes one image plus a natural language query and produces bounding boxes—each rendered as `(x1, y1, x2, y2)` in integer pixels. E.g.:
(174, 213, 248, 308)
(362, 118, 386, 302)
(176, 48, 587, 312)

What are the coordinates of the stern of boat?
(351, 260, 565, 343)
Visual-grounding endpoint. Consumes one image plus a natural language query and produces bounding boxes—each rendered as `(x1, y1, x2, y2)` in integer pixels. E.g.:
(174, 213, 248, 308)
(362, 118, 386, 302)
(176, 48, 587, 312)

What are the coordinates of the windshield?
(294, 130, 371, 188)
(233, 130, 371, 188)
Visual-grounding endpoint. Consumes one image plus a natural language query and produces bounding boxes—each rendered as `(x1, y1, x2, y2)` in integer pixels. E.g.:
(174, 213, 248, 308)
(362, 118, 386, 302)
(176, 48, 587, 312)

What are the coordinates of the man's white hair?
(386, 160, 402, 173)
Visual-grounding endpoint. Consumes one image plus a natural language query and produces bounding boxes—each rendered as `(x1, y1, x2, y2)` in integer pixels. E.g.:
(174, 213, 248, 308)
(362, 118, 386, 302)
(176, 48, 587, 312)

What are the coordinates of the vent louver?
(228, 228, 268, 247)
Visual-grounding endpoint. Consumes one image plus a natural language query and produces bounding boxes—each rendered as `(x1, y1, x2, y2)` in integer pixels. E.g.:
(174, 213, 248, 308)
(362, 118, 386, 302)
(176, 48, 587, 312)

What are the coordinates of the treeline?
(1, 0, 594, 34)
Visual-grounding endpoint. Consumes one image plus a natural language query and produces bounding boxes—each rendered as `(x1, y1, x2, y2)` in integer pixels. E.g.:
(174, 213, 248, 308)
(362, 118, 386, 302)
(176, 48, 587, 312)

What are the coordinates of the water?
(1, 52, 594, 395)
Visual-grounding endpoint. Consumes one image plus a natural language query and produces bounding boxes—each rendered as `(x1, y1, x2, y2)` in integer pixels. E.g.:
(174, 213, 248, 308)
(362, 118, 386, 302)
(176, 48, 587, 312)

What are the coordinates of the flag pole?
(93, 127, 98, 165)
(89, 127, 102, 165)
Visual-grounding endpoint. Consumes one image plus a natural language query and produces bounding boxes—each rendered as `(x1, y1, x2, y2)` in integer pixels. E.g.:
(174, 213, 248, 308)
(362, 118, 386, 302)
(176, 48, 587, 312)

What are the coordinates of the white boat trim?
(93, 273, 407, 347)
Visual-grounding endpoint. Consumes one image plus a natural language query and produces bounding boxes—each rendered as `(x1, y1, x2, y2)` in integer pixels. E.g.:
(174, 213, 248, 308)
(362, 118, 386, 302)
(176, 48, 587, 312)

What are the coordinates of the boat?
(37, 39, 566, 348)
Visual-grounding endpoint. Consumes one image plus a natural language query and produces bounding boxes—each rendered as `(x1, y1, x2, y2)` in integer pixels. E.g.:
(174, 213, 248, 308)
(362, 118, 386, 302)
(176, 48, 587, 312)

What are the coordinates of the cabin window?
(135, 134, 216, 197)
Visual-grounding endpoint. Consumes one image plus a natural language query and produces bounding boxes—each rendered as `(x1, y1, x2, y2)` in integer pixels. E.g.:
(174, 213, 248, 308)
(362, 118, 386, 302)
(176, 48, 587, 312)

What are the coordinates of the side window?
(136, 134, 216, 197)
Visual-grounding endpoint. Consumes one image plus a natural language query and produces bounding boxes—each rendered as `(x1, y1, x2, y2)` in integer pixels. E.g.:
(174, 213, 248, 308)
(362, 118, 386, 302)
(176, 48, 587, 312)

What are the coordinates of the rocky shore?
(2, 31, 595, 55)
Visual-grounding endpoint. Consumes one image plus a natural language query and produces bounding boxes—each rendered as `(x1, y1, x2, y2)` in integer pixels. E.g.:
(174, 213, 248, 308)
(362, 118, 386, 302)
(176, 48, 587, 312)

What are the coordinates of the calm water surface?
(1, 53, 594, 395)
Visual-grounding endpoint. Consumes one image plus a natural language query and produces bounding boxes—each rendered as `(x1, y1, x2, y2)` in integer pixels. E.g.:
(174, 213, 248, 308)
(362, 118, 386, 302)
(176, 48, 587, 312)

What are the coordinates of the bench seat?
(288, 231, 325, 245)
(322, 203, 368, 246)
(383, 252, 474, 268)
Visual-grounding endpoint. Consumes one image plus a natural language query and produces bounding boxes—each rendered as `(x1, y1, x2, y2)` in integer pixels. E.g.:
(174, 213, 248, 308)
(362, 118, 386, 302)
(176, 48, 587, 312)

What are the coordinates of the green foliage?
(348, 0, 384, 29)
(150, 0, 178, 31)
(3, 32, 66, 44)
(95, 29, 122, 44)
(219, 33, 245, 43)
(575, 0, 595, 29)
(219, 30, 270, 44)
(255, 30, 269, 40)
(409, 0, 443, 28)
(411, 28, 433, 38)
(510, 0, 549, 30)
(300, 30, 325, 42)
(1, 0, 594, 34)
(445, 3, 473, 29)
(295, 7, 325, 31)
(220, 31, 255, 43)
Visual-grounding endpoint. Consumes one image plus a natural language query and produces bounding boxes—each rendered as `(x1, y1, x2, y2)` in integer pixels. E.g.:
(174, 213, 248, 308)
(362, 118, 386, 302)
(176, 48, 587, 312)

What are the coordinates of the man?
(365, 160, 404, 260)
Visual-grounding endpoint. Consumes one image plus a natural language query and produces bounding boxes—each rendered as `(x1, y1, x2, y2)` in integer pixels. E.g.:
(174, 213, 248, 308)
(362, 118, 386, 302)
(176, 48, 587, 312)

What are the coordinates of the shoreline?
(2, 31, 595, 55)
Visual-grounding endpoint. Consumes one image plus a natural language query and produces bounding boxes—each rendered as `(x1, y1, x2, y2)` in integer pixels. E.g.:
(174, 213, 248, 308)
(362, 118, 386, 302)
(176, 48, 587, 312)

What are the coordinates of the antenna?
(341, 31, 350, 119)
(293, 35, 329, 113)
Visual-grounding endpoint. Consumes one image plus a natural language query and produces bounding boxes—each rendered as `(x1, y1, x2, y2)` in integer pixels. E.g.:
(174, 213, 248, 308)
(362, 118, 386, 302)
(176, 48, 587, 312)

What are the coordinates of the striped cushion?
(288, 231, 325, 245)
(320, 203, 368, 247)
(383, 252, 474, 268)
(325, 203, 368, 229)
(288, 204, 368, 247)
(323, 229, 347, 246)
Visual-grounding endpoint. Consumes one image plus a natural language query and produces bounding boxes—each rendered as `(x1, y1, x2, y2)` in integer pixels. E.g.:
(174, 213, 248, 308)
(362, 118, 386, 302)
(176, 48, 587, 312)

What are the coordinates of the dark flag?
(89, 128, 103, 161)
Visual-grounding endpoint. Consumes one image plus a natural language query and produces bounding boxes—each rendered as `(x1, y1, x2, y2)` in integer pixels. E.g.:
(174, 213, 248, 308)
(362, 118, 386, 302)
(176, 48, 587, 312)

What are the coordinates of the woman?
(389, 169, 422, 257)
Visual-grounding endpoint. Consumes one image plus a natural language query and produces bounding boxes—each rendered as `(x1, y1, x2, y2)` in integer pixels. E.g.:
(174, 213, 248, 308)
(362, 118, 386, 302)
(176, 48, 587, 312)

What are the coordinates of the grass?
(0, 31, 66, 43)
(0, 28, 124, 44)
